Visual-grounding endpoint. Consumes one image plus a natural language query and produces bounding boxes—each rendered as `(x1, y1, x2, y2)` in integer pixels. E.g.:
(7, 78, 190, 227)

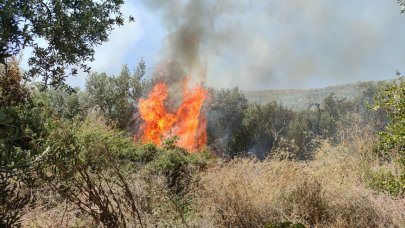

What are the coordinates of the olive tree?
(0, 0, 133, 87)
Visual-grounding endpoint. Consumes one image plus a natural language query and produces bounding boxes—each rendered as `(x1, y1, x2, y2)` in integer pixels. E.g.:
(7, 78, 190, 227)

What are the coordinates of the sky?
(61, 0, 405, 90)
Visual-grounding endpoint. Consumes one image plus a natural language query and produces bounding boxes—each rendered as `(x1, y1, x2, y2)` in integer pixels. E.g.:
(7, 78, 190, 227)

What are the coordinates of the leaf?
(0, 110, 13, 125)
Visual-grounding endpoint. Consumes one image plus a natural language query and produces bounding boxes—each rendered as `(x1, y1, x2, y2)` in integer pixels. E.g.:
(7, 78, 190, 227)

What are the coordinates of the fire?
(137, 78, 207, 152)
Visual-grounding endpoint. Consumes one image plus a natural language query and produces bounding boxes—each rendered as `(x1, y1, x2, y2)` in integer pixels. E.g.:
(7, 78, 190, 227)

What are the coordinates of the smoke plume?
(144, 0, 226, 84)
(144, 0, 405, 89)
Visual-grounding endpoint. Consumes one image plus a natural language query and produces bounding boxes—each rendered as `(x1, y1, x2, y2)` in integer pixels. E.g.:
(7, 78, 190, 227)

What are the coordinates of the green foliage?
(0, 61, 49, 227)
(399, 0, 405, 13)
(368, 169, 405, 196)
(41, 116, 210, 190)
(207, 87, 249, 155)
(132, 143, 160, 164)
(46, 87, 85, 119)
(286, 111, 315, 159)
(42, 117, 139, 173)
(207, 86, 364, 159)
(145, 143, 210, 194)
(370, 76, 405, 196)
(40, 119, 146, 227)
(319, 93, 353, 138)
(352, 81, 387, 132)
(235, 103, 295, 159)
(37, 117, 210, 226)
(76, 119, 134, 162)
(85, 62, 147, 129)
(374, 78, 405, 157)
(0, 0, 132, 87)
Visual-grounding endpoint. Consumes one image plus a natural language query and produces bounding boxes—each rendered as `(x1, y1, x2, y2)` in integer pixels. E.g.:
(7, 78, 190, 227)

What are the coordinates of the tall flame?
(138, 78, 207, 152)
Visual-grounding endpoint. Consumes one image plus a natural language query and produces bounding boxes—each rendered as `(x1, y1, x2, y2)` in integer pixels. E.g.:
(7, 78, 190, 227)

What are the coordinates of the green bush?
(145, 140, 211, 194)
(368, 169, 405, 196)
(43, 116, 162, 170)
(38, 117, 212, 226)
(371, 76, 405, 195)
(0, 61, 50, 227)
(39, 117, 151, 227)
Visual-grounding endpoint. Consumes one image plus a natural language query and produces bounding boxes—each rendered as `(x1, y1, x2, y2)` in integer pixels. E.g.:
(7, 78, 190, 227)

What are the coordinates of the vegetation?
(1, 1, 405, 227)
(0, 0, 133, 86)
(208, 85, 382, 160)
(399, 0, 405, 13)
(194, 141, 404, 227)
(0, 59, 403, 227)
(369, 76, 405, 196)
(0, 59, 47, 226)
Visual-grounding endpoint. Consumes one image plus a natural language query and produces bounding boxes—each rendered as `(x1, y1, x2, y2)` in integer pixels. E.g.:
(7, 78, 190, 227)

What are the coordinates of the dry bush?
(192, 139, 405, 227)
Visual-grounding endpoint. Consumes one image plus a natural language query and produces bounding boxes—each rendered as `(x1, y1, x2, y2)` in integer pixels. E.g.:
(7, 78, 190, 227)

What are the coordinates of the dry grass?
(20, 122, 405, 227)
(192, 140, 405, 227)
(20, 174, 193, 227)
(20, 189, 93, 227)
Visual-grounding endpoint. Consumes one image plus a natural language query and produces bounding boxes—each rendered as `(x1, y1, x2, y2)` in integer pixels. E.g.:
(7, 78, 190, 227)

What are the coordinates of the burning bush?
(137, 77, 208, 152)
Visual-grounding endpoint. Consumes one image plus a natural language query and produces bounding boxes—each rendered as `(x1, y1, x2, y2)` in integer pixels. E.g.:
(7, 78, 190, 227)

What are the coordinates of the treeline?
(9, 60, 387, 161)
(0, 59, 390, 164)
(208, 82, 387, 159)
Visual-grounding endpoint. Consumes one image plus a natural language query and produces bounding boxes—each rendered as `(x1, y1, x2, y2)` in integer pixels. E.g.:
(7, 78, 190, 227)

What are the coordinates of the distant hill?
(244, 82, 365, 110)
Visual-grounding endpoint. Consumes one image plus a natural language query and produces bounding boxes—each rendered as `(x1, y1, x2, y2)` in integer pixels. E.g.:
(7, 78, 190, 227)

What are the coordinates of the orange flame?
(138, 78, 207, 152)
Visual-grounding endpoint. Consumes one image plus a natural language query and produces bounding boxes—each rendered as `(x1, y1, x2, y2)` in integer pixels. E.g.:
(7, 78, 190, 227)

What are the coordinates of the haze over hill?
(244, 81, 376, 109)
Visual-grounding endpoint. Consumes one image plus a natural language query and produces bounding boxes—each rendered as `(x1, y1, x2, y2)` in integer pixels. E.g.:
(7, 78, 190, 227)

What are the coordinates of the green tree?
(353, 81, 387, 132)
(306, 93, 354, 142)
(0, 0, 133, 87)
(320, 93, 353, 139)
(85, 62, 147, 129)
(374, 77, 405, 158)
(287, 111, 315, 159)
(207, 87, 248, 156)
(234, 102, 295, 159)
(372, 76, 405, 196)
(46, 86, 85, 119)
(0, 60, 50, 226)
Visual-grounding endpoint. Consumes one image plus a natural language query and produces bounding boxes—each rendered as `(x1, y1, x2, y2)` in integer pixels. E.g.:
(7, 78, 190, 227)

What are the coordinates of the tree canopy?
(399, 0, 405, 13)
(0, 0, 133, 87)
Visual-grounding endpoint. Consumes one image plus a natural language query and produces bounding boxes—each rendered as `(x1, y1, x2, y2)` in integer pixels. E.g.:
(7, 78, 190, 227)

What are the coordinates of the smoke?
(144, 0, 228, 84)
(144, 0, 405, 89)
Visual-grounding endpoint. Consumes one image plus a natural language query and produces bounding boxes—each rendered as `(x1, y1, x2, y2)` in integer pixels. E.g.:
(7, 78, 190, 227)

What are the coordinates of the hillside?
(244, 82, 363, 109)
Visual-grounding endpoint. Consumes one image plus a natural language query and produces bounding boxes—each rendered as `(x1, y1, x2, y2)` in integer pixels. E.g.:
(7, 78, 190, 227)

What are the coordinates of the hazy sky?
(63, 0, 405, 90)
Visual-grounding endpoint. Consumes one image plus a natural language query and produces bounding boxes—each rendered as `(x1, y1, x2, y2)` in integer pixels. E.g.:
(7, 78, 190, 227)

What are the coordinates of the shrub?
(37, 117, 212, 227)
(368, 169, 405, 196)
(282, 180, 329, 226)
(39, 117, 147, 227)
(371, 76, 405, 196)
(145, 138, 211, 194)
(0, 60, 46, 227)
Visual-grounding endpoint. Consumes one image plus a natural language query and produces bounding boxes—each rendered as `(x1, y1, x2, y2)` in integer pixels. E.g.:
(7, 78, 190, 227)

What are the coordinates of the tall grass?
(21, 123, 404, 227)
(192, 123, 404, 227)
